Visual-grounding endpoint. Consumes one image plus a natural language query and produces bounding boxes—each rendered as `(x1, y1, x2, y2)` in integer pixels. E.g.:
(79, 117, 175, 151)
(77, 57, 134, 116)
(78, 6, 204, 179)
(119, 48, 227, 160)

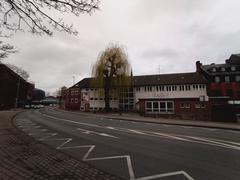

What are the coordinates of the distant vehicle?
(24, 105, 31, 109)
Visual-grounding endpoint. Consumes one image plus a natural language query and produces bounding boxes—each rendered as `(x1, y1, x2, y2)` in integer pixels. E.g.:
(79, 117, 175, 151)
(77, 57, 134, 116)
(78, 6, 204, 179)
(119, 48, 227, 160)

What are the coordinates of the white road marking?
(34, 112, 196, 180)
(38, 112, 240, 151)
(50, 136, 193, 180)
(77, 128, 118, 139)
(38, 133, 58, 141)
(41, 129, 48, 132)
(135, 170, 194, 180)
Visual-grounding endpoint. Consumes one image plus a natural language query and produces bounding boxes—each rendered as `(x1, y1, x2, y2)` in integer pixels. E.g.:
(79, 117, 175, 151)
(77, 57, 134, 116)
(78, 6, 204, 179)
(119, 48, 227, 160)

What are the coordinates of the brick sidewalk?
(0, 111, 120, 180)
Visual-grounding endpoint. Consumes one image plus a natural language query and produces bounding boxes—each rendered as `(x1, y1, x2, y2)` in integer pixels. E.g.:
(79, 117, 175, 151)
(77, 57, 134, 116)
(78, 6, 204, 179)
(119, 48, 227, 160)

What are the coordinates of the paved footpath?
(0, 110, 120, 180)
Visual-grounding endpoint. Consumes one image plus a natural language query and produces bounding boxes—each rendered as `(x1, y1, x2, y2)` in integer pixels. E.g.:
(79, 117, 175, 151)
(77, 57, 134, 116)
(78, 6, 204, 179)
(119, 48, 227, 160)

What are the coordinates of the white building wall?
(134, 84, 208, 103)
(80, 88, 119, 110)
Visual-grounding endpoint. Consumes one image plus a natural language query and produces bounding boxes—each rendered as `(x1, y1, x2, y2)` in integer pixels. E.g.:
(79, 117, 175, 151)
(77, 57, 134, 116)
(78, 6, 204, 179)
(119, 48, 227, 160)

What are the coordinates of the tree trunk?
(104, 77, 110, 112)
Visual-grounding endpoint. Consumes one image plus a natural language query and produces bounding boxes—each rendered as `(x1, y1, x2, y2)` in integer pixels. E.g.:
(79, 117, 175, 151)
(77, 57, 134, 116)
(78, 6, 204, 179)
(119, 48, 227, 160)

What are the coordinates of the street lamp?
(15, 77, 20, 109)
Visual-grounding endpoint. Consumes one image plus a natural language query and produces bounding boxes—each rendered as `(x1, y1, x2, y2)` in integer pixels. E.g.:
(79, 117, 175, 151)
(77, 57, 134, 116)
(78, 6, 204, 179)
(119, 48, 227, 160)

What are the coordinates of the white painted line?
(135, 170, 194, 180)
(86, 155, 135, 180)
(127, 129, 146, 135)
(39, 111, 240, 151)
(38, 133, 58, 141)
(77, 128, 118, 139)
(34, 126, 41, 128)
(41, 129, 48, 132)
(56, 138, 72, 149)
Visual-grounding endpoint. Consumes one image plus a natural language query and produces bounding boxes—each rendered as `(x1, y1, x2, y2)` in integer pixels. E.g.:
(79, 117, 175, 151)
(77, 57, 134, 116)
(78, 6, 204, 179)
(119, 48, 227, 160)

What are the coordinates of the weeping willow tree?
(92, 43, 131, 112)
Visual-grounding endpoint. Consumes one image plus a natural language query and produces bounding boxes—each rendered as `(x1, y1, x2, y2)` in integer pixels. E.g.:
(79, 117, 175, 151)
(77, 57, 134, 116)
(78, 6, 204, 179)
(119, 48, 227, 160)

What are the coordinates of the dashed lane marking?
(37, 112, 240, 151)
(77, 127, 118, 139)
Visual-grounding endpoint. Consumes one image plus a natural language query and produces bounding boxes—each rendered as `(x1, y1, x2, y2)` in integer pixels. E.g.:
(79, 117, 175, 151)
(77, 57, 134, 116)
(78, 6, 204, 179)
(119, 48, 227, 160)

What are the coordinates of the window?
(221, 67, 225, 72)
(180, 103, 185, 108)
(70, 98, 74, 103)
(146, 102, 152, 112)
(75, 90, 79, 95)
(185, 85, 191, 91)
(153, 102, 159, 112)
(215, 76, 220, 83)
(212, 68, 216, 72)
(231, 66, 236, 71)
(236, 76, 240, 82)
(180, 103, 190, 108)
(195, 104, 201, 108)
(135, 87, 141, 91)
(201, 104, 206, 108)
(75, 98, 78, 103)
(71, 90, 75, 95)
(146, 101, 174, 114)
(225, 76, 230, 83)
(185, 103, 190, 108)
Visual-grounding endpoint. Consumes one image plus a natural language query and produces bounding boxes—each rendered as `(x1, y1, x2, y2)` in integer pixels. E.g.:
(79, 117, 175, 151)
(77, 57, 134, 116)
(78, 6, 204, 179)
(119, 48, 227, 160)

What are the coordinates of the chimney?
(196, 61, 202, 72)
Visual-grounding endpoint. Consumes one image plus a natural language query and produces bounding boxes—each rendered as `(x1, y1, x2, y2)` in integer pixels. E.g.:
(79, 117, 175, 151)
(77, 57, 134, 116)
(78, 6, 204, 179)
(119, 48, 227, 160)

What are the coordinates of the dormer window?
(221, 67, 225, 72)
(231, 66, 236, 71)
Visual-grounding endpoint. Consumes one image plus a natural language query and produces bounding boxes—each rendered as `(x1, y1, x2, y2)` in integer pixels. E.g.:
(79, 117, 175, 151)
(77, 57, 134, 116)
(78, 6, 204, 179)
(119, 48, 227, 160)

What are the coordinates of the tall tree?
(1, 0, 99, 35)
(92, 43, 131, 112)
(0, 41, 16, 61)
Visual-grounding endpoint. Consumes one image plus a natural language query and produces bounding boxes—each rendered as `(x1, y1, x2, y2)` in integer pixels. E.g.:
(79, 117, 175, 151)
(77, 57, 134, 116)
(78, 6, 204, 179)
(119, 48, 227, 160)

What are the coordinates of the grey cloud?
(4, 0, 240, 94)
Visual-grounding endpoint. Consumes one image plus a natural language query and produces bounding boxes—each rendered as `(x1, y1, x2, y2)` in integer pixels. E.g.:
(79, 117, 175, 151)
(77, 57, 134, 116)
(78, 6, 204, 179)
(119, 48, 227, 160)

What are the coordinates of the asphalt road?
(14, 108, 240, 180)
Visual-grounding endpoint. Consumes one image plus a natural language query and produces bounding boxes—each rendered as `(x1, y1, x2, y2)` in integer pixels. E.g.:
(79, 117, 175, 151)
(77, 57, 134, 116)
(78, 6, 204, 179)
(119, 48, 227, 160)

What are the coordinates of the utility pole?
(15, 77, 20, 109)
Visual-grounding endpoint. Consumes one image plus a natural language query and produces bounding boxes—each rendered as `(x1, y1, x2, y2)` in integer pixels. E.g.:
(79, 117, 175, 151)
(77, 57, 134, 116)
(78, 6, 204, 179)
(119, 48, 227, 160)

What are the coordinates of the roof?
(133, 72, 207, 86)
(71, 72, 207, 89)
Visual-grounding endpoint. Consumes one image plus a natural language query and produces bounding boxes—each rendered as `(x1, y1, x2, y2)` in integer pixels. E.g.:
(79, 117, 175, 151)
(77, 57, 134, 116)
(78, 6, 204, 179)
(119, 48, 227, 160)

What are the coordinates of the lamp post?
(15, 77, 20, 109)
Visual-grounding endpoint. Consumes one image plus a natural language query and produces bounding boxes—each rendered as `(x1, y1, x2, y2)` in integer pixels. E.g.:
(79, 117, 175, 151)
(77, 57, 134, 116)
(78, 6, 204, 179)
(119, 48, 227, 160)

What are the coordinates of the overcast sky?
(4, 0, 240, 94)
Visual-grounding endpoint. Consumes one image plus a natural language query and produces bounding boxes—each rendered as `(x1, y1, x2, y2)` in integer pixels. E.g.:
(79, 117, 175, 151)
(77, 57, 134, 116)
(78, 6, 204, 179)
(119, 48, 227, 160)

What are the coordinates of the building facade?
(64, 72, 213, 120)
(63, 54, 240, 122)
(0, 63, 34, 109)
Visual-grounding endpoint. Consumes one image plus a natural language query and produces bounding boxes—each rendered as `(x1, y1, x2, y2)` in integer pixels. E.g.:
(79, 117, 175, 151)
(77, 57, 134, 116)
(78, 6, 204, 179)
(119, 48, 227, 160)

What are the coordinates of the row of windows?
(146, 101, 174, 114)
(70, 98, 78, 103)
(89, 97, 118, 100)
(180, 103, 206, 109)
(215, 76, 240, 83)
(136, 84, 206, 92)
(211, 66, 237, 72)
(71, 90, 79, 95)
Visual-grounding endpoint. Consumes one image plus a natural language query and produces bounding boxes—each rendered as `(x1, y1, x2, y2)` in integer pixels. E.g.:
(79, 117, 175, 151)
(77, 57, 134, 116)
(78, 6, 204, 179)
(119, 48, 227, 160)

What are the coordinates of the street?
(14, 108, 240, 180)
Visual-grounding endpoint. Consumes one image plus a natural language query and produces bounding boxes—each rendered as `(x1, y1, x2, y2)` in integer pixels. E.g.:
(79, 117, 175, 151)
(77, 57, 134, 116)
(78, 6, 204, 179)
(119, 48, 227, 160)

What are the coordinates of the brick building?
(63, 54, 240, 122)
(0, 63, 34, 109)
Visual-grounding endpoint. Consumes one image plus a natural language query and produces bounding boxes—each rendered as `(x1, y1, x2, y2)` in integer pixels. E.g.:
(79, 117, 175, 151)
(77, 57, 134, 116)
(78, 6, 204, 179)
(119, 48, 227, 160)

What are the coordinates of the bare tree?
(92, 43, 131, 112)
(1, 0, 99, 35)
(0, 41, 16, 61)
(6, 63, 30, 81)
